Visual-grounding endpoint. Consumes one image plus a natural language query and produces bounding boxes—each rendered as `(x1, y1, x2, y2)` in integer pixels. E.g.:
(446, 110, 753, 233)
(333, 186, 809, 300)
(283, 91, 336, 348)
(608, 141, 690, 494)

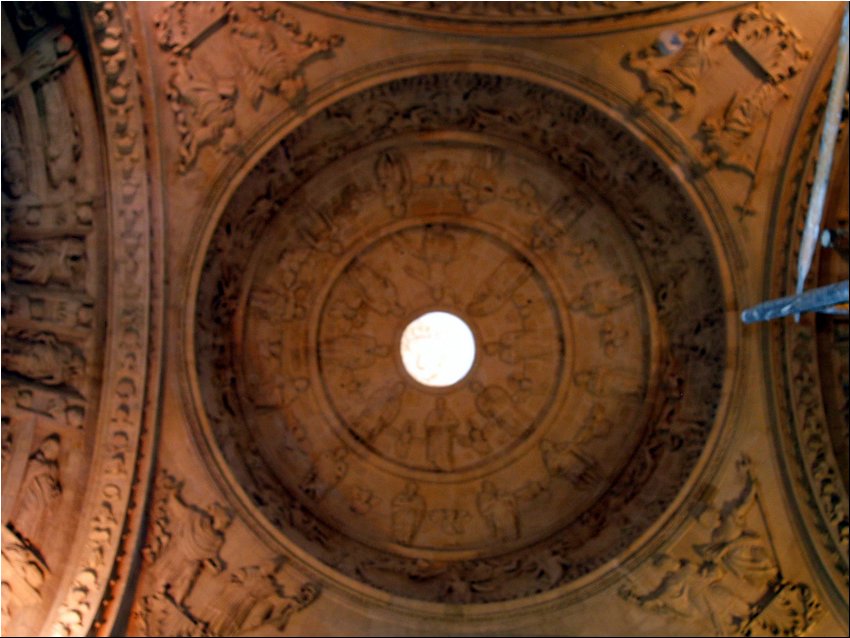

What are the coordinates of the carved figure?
(470, 382, 528, 437)
(484, 329, 549, 365)
(619, 554, 749, 635)
(39, 74, 81, 188)
(619, 456, 793, 636)
(346, 261, 405, 317)
(145, 485, 233, 606)
(391, 482, 426, 545)
(693, 457, 779, 589)
(12, 434, 62, 541)
(468, 256, 533, 317)
(2, 108, 29, 198)
(569, 278, 635, 317)
(320, 333, 389, 371)
(8, 238, 86, 288)
(476, 480, 520, 541)
(1, 525, 48, 623)
(398, 224, 457, 301)
(350, 382, 405, 442)
(424, 398, 460, 471)
(626, 26, 723, 115)
(167, 58, 239, 171)
(300, 447, 348, 502)
(231, 4, 342, 109)
(3, 330, 84, 391)
(540, 438, 602, 490)
(374, 149, 412, 218)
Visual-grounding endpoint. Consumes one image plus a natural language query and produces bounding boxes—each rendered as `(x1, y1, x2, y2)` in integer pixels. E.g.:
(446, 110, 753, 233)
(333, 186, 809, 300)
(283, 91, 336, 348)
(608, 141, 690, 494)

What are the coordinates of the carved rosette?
(192, 72, 730, 605)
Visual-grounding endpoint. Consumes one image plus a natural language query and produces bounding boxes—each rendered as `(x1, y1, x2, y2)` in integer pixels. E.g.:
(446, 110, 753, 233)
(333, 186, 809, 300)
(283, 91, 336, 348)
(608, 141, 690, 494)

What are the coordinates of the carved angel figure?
(476, 480, 520, 542)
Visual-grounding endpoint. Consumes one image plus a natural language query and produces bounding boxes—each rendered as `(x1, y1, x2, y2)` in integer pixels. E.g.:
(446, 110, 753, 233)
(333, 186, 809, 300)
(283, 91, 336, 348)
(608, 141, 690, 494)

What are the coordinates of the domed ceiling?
(192, 72, 728, 605)
(1, 2, 847, 637)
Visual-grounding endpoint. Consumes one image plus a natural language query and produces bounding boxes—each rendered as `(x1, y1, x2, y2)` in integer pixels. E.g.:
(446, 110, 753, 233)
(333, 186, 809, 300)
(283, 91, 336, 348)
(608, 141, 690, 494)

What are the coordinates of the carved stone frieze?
(130, 470, 321, 637)
(619, 456, 822, 636)
(152, 1, 343, 172)
(191, 71, 729, 604)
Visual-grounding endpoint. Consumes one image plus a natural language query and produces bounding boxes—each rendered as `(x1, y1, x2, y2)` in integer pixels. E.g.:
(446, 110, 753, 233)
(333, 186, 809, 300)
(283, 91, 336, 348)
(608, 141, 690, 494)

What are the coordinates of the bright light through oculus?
(400, 311, 475, 387)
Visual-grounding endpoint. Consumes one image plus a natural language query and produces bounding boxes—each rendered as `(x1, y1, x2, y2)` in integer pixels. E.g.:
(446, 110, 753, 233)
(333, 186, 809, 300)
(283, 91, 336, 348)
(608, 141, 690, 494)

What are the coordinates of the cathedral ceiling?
(1, 2, 848, 636)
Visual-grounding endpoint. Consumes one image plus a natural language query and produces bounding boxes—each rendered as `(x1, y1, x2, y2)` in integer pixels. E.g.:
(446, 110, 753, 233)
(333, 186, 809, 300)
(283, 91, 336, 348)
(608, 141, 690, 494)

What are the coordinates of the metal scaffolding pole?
(741, 280, 849, 324)
(795, 7, 849, 299)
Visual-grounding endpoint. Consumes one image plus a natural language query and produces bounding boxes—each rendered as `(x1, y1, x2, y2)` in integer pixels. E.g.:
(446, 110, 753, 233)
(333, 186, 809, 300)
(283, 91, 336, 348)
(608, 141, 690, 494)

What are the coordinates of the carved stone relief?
(192, 72, 728, 604)
(152, 1, 343, 172)
(625, 3, 812, 218)
(131, 470, 321, 637)
(619, 456, 822, 636)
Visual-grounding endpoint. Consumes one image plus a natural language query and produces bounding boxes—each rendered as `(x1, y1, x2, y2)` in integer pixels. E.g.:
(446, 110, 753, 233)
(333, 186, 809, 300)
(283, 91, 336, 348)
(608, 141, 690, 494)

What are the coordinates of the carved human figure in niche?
(396, 224, 457, 302)
(8, 238, 86, 288)
(2, 108, 29, 198)
(374, 149, 411, 218)
(391, 482, 426, 545)
(350, 382, 404, 442)
(484, 329, 549, 365)
(320, 333, 389, 374)
(147, 501, 233, 606)
(457, 150, 501, 212)
(476, 480, 520, 542)
(529, 193, 589, 253)
(12, 434, 62, 542)
(540, 438, 602, 491)
(424, 398, 460, 471)
(467, 257, 533, 317)
(574, 404, 614, 446)
(300, 447, 348, 502)
(469, 381, 528, 438)
(39, 71, 81, 189)
(346, 261, 405, 318)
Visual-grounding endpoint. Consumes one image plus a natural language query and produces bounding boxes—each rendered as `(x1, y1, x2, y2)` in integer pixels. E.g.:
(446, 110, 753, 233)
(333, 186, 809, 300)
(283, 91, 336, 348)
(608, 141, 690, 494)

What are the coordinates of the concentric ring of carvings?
(191, 72, 729, 604)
